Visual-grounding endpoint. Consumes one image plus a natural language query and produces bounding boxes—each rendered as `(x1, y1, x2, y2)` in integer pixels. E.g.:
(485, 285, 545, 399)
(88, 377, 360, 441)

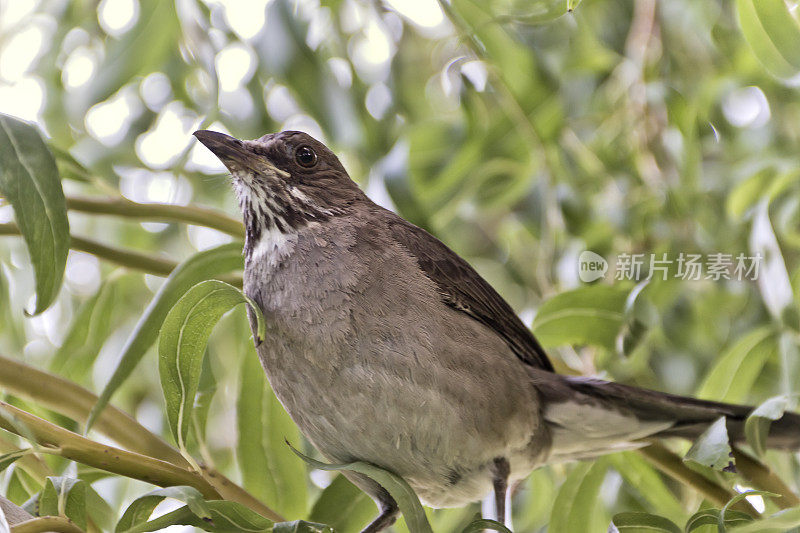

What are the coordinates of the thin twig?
(0, 223, 242, 286)
(66, 196, 244, 238)
(638, 443, 757, 516)
(0, 355, 280, 521)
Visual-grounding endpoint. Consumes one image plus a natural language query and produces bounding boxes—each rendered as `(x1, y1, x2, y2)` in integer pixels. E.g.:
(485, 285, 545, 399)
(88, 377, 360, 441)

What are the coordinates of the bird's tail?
(529, 369, 800, 462)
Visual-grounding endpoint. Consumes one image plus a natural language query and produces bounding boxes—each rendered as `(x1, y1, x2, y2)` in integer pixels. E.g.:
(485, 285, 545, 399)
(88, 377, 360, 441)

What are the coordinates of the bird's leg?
(491, 457, 511, 526)
(361, 488, 399, 533)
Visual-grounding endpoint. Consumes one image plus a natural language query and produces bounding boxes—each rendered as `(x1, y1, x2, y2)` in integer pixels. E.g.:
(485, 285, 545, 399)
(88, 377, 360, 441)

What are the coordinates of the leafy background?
(0, 0, 800, 531)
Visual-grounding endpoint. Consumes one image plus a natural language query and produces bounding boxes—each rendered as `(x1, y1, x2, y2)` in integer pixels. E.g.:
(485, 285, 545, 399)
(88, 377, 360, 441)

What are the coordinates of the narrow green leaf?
(159, 280, 263, 449)
(460, 518, 512, 533)
(607, 453, 686, 525)
(697, 327, 777, 403)
(549, 460, 608, 533)
(116, 486, 212, 533)
(289, 446, 433, 533)
(532, 285, 630, 351)
(737, 0, 800, 81)
(609, 512, 681, 533)
(730, 506, 800, 532)
(39, 476, 87, 530)
(88, 243, 244, 431)
(237, 354, 307, 518)
(309, 475, 376, 533)
(684, 507, 754, 532)
(684, 417, 735, 473)
(0, 450, 28, 473)
(0, 113, 69, 314)
(272, 520, 335, 533)
(745, 395, 793, 457)
(122, 500, 273, 533)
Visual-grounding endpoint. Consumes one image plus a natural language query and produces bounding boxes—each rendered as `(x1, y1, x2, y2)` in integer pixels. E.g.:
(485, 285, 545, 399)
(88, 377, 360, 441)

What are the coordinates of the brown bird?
(194, 129, 800, 532)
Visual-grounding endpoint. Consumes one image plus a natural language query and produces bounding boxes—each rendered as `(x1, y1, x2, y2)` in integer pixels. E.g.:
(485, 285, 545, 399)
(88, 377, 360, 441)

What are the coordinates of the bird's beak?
(193, 130, 256, 172)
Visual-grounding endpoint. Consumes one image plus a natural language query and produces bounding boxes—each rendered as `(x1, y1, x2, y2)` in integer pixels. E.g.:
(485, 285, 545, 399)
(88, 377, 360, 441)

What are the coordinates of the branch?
(66, 196, 244, 238)
(638, 443, 758, 516)
(0, 223, 242, 286)
(0, 355, 279, 521)
(732, 447, 800, 509)
(0, 401, 223, 499)
(10, 516, 85, 533)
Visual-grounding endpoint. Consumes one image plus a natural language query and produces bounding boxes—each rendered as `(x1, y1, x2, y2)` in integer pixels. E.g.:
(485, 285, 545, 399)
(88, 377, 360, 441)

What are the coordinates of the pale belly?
(253, 308, 548, 508)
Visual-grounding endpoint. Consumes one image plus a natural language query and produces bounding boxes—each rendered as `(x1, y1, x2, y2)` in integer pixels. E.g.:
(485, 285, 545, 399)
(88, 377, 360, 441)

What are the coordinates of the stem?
(732, 447, 800, 509)
(10, 517, 85, 533)
(66, 196, 244, 238)
(0, 355, 280, 521)
(0, 223, 242, 286)
(638, 443, 758, 516)
(0, 353, 186, 466)
(0, 401, 222, 500)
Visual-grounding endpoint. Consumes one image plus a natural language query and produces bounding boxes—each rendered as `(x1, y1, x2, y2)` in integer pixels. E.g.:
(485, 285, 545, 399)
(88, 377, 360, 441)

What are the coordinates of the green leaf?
(751, 203, 794, 321)
(289, 446, 433, 533)
(684, 507, 754, 532)
(549, 460, 608, 533)
(0, 113, 69, 315)
(460, 518, 512, 533)
(116, 486, 212, 533)
(745, 395, 794, 457)
(39, 476, 87, 530)
(88, 243, 244, 431)
(696, 327, 777, 403)
(51, 273, 136, 380)
(309, 475, 377, 533)
(89, 1, 181, 103)
(683, 417, 735, 473)
(272, 520, 335, 533)
(532, 285, 630, 351)
(0, 450, 28, 473)
(606, 453, 686, 525)
(120, 499, 272, 533)
(730, 506, 800, 532)
(237, 354, 308, 519)
(608, 512, 681, 533)
(159, 280, 263, 449)
(737, 0, 800, 82)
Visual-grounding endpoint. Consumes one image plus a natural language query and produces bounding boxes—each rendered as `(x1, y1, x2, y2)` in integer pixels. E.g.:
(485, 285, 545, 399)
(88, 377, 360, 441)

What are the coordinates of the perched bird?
(194, 129, 800, 532)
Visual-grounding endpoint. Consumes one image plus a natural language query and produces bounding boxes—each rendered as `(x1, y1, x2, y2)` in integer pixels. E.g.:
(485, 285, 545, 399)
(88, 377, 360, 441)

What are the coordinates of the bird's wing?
(381, 211, 553, 371)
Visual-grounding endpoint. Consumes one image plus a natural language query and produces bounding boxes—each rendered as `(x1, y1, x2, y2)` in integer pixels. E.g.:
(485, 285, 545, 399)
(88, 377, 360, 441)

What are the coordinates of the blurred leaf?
(289, 446, 433, 533)
(0, 450, 27, 473)
(684, 417, 735, 472)
(532, 284, 630, 351)
(39, 476, 87, 530)
(85, 486, 116, 533)
(736, 0, 800, 82)
(159, 280, 263, 449)
(309, 475, 376, 533)
(607, 453, 685, 525)
(0, 113, 69, 315)
(272, 520, 335, 533)
(51, 273, 134, 380)
(120, 499, 271, 533)
(608, 512, 681, 533)
(237, 353, 308, 519)
(549, 461, 608, 533)
(116, 486, 212, 533)
(726, 167, 800, 219)
(750, 202, 794, 321)
(697, 327, 777, 403)
(89, 243, 244, 431)
(745, 395, 794, 458)
(89, 1, 181, 103)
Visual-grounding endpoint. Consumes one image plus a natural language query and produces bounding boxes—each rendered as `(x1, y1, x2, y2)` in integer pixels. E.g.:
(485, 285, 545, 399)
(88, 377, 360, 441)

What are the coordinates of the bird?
(193, 129, 800, 532)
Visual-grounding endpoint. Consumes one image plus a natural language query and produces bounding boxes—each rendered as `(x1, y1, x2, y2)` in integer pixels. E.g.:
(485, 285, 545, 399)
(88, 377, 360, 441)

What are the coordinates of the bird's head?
(193, 130, 363, 250)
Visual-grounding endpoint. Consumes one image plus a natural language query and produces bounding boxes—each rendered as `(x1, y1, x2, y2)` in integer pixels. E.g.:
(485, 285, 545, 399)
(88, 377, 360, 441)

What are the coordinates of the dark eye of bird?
(295, 145, 317, 168)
